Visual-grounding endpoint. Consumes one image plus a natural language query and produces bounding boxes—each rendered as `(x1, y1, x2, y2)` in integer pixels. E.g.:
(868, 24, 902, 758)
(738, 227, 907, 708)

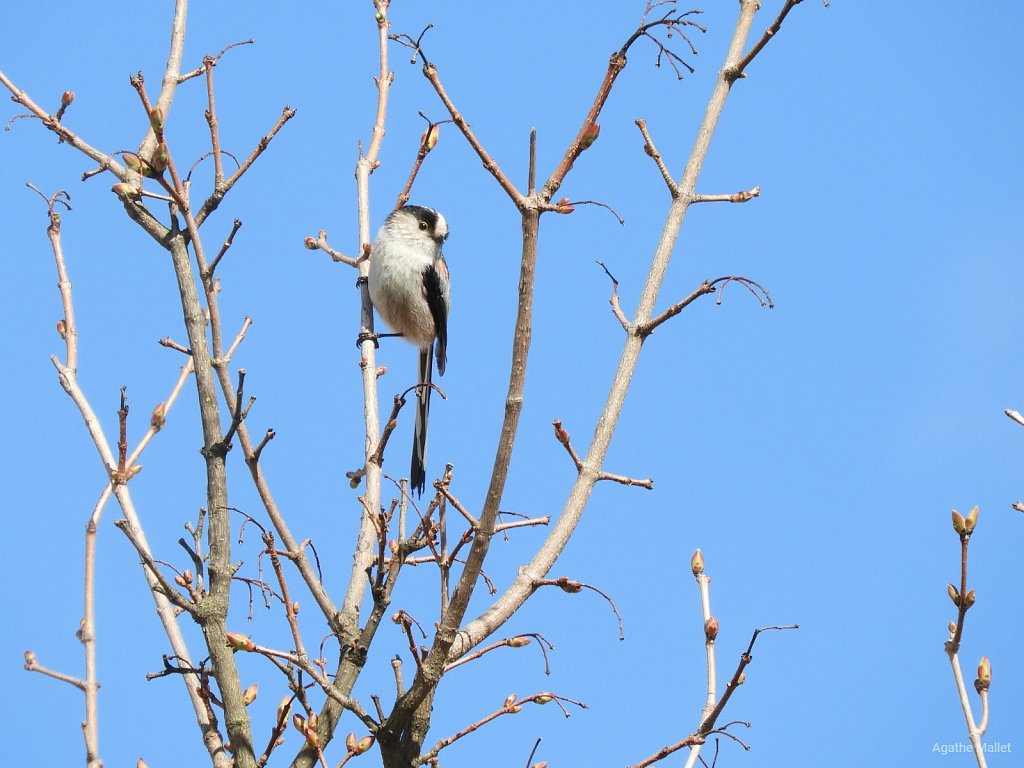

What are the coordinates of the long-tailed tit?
(369, 205, 450, 496)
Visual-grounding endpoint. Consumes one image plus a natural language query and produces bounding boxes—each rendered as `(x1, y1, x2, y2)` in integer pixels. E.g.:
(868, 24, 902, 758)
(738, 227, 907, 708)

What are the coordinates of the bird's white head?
(385, 205, 448, 251)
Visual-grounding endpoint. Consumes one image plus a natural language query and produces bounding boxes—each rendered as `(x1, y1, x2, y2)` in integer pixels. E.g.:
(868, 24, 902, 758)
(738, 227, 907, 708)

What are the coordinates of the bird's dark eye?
(418, 221, 429, 231)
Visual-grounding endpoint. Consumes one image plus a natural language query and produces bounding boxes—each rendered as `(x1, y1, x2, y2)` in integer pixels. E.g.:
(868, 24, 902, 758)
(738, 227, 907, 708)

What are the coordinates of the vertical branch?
(203, 55, 226, 188)
(288, 7, 395, 766)
(39, 196, 233, 768)
(944, 507, 988, 768)
(166, 232, 257, 767)
(527, 128, 537, 197)
(137, 0, 189, 163)
(386, 205, 539, 755)
(693, 551, 715, 720)
(346, 0, 392, 622)
(439, 491, 449, 615)
(82, 500, 101, 768)
(46, 205, 77, 373)
(450, 0, 765, 660)
(685, 549, 714, 768)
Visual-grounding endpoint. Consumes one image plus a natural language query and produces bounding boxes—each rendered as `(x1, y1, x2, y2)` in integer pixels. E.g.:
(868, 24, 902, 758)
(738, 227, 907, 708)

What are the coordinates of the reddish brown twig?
(419, 692, 587, 764)
(553, 419, 653, 490)
(596, 260, 631, 331)
(536, 576, 625, 640)
(639, 275, 773, 340)
(303, 230, 360, 267)
(419, 62, 523, 204)
(395, 113, 449, 209)
(732, 0, 825, 78)
(636, 118, 678, 194)
(944, 507, 989, 763)
(444, 632, 555, 675)
(206, 218, 242, 277)
(23, 652, 87, 690)
(692, 185, 761, 203)
(638, 281, 716, 339)
(630, 625, 797, 767)
(194, 105, 297, 227)
(177, 39, 256, 83)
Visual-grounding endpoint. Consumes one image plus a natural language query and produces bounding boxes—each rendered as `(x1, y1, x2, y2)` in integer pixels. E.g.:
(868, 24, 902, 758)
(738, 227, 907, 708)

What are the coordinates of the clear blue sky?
(2, 2, 1021, 766)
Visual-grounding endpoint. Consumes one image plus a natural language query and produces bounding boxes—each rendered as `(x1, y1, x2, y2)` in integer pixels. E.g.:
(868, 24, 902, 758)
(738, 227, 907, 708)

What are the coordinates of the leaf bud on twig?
(151, 402, 166, 430)
(951, 509, 966, 535)
(123, 153, 143, 174)
(507, 636, 531, 648)
(690, 548, 704, 575)
(976, 656, 991, 690)
(24, 650, 36, 666)
(303, 236, 318, 250)
(61, 91, 75, 107)
(149, 106, 164, 132)
(964, 505, 979, 533)
(243, 683, 259, 705)
(303, 727, 320, 749)
(533, 694, 553, 704)
(421, 123, 440, 153)
(56, 320, 67, 339)
(503, 693, 517, 708)
(346, 733, 357, 752)
(579, 123, 600, 149)
(148, 145, 169, 175)
(962, 588, 976, 608)
(704, 616, 719, 641)
(111, 182, 139, 200)
(277, 696, 292, 724)
(556, 576, 582, 593)
(354, 735, 375, 754)
(225, 632, 256, 652)
(946, 584, 960, 607)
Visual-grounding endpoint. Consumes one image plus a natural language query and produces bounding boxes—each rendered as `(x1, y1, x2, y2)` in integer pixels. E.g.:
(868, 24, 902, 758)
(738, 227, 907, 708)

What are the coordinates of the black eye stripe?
(401, 204, 439, 233)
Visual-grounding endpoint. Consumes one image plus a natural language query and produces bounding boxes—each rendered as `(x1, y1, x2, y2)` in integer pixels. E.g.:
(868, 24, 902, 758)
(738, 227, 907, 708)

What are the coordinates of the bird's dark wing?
(423, 257, 449, 376)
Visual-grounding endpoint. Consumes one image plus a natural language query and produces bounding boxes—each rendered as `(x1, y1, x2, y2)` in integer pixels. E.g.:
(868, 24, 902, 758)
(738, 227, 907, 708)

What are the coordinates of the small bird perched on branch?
(369, 205, 450, 497)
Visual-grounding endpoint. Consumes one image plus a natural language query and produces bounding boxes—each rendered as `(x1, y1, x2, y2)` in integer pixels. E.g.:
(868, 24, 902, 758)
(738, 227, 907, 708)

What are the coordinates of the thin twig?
(305, 230, 360, 267)
(691, 185, 760, 203)
(733, 0, 807, 78)
(207, 218, 243, 277)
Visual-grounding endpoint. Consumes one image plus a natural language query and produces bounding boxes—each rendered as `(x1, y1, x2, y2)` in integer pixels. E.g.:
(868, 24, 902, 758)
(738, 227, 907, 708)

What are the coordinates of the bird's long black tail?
(411, 347, 432, 496)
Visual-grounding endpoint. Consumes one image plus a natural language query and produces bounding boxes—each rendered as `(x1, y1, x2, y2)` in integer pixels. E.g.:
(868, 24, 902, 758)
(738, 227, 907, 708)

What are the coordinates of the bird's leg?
(355, 331, 403, 349)
(355, 275, 403, 347)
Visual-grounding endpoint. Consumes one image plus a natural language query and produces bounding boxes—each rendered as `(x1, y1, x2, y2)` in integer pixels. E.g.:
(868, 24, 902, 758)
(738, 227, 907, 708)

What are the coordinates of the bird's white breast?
(369, 238, 437, 348)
